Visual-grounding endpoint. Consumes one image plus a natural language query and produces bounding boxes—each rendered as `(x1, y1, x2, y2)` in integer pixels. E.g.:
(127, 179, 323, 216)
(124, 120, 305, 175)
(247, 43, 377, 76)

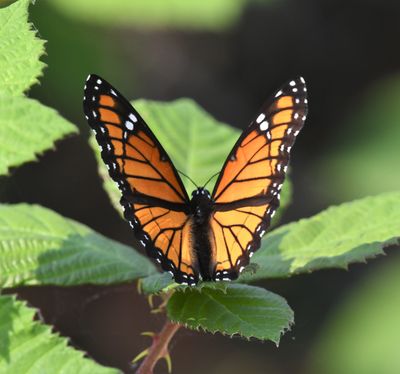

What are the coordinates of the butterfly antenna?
(177, 170, 198, 189)
(203, 171, 220, 189)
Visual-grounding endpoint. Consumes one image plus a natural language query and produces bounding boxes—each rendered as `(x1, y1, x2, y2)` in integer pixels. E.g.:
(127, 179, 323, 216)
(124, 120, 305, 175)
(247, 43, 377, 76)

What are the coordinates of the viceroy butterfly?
(83, 75, 307, 285)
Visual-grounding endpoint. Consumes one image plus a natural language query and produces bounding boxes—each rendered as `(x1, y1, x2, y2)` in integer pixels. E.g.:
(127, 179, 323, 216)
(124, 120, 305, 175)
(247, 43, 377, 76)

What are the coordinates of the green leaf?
(49, 0, 248, 30)
(0, 204, 156, 289)
(0, 0, 78, 175)
(309, 252, 400, 374)
(0, 295, 120, 373)
(315, 75, 400, 201)
(241, 191, 400, 282)
(0, 0, 45, 96)
(0, 97, 77, 175)
(90, 98, 291, 213)
(140, 273, 175, 295)
(167, 283, 293, 343)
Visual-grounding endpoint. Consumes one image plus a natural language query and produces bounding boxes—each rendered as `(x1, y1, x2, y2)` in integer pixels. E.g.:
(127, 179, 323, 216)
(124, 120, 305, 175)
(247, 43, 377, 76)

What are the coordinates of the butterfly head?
(191, 187, 211, 199)
(190, 188, 213, 223)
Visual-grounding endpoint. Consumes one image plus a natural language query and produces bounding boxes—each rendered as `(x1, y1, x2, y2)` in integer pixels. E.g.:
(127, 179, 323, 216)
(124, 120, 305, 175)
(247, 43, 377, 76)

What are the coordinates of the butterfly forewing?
(83, 74, 199, 285)
(210, 77, 308, 281)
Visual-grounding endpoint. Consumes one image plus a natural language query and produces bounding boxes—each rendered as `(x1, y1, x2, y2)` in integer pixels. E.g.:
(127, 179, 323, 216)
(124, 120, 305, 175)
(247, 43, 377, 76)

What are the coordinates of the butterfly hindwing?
(210, 77, 308, 281)
(83, 74, 199, 285)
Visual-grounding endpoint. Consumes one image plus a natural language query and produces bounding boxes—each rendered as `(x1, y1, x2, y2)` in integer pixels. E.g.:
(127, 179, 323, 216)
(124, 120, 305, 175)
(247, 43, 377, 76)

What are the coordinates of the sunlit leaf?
(0, 295, 120, 373)
(241, 191, 400, 282)
(167, 283, 293, 343)
(0, 97, 77, 175)
(0, 0, 45, 96)
(0, 0, 77, 176)
(0, 204, 156, 288)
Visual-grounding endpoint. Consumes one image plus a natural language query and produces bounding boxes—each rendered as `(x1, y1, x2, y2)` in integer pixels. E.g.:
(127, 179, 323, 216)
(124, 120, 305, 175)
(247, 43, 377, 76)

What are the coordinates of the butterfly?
(83, 75, 307, 285)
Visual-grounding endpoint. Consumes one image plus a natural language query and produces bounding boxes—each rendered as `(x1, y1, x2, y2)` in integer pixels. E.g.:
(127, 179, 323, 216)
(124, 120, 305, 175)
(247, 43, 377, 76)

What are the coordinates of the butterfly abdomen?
(190, 188, 214, 281)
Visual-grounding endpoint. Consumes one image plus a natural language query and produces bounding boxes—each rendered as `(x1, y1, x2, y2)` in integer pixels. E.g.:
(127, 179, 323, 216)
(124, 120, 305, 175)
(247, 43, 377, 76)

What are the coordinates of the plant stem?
(136, 321, 181, 374)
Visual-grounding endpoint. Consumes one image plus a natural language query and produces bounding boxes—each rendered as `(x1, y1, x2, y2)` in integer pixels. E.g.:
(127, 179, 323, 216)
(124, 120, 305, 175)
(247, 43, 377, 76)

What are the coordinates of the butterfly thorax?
(190, 187, 214, 280)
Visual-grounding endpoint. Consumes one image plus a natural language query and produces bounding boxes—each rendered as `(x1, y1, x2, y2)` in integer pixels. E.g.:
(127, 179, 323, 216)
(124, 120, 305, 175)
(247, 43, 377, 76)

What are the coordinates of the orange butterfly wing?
(83, 75, 198, 285)
(210, 77, 308, 281)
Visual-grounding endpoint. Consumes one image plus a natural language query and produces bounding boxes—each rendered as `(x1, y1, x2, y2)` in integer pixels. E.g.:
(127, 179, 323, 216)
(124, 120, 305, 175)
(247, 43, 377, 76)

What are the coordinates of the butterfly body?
(190, 187, 214, 280)
(84, 74, 308, 285)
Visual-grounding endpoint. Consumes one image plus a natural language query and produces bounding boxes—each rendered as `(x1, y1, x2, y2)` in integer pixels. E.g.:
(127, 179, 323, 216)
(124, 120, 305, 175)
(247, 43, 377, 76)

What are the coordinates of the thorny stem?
(136, 320, 181, 374)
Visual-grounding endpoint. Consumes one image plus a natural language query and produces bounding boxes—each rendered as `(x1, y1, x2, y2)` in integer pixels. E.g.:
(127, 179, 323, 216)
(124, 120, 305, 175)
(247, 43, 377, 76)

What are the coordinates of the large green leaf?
(0, 97, 77, 175)
(241, 191, 400, 282)
(140, 191, 400, 292)
(0, 204, 156, 289)
(0, 0, 78, 176)
(309, 252, 400, 374)
(167, 283, 293, 344)
(90, 98, 292, 213)
(0, 0, 45, 96)
(316, 75, 400, 201)
(0, 295, 120, 373)
(49, 0, 247, 30)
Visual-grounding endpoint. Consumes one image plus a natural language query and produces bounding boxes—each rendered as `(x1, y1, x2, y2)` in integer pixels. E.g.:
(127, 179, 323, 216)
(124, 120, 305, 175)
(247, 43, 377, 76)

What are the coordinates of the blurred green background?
(4, 0, 400, 373)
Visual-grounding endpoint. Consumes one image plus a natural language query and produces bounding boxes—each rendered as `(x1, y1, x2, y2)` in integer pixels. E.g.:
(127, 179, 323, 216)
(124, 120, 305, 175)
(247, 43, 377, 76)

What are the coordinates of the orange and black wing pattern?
(210, 77, 308, 281)
(83, 74, 198, 285)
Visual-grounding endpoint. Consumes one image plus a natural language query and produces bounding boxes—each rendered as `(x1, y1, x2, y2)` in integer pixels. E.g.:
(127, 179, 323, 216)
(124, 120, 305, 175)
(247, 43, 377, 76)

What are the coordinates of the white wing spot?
(302, 115, 306, 120)
(289, 80, 296, 86)
(125, 121, 134, 130)
(300, 77, 305, 84)
(292, 87, 298, 93)
(304, 98, 308, 104)
(303, 87, 307, 92)
(287, 128, 293, 135)
(295, 98, 300, 104)
(94, 86, 99, 90)
(129, 113, 138, 122)
(294, 113, 299, 120)
(110, 89, 117, 96)
(266, 131, 272, 140)
(256, 113, 266, 124)
(96, 79, 102, 84)
(275, 90, 283, 98)
(92, 110, 97, 118)
(259, 121, 269, 131)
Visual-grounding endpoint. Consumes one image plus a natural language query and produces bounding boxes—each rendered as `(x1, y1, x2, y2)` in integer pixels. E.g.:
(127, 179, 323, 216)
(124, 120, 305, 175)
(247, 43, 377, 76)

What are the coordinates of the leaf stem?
(136, 320, 181, 374)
